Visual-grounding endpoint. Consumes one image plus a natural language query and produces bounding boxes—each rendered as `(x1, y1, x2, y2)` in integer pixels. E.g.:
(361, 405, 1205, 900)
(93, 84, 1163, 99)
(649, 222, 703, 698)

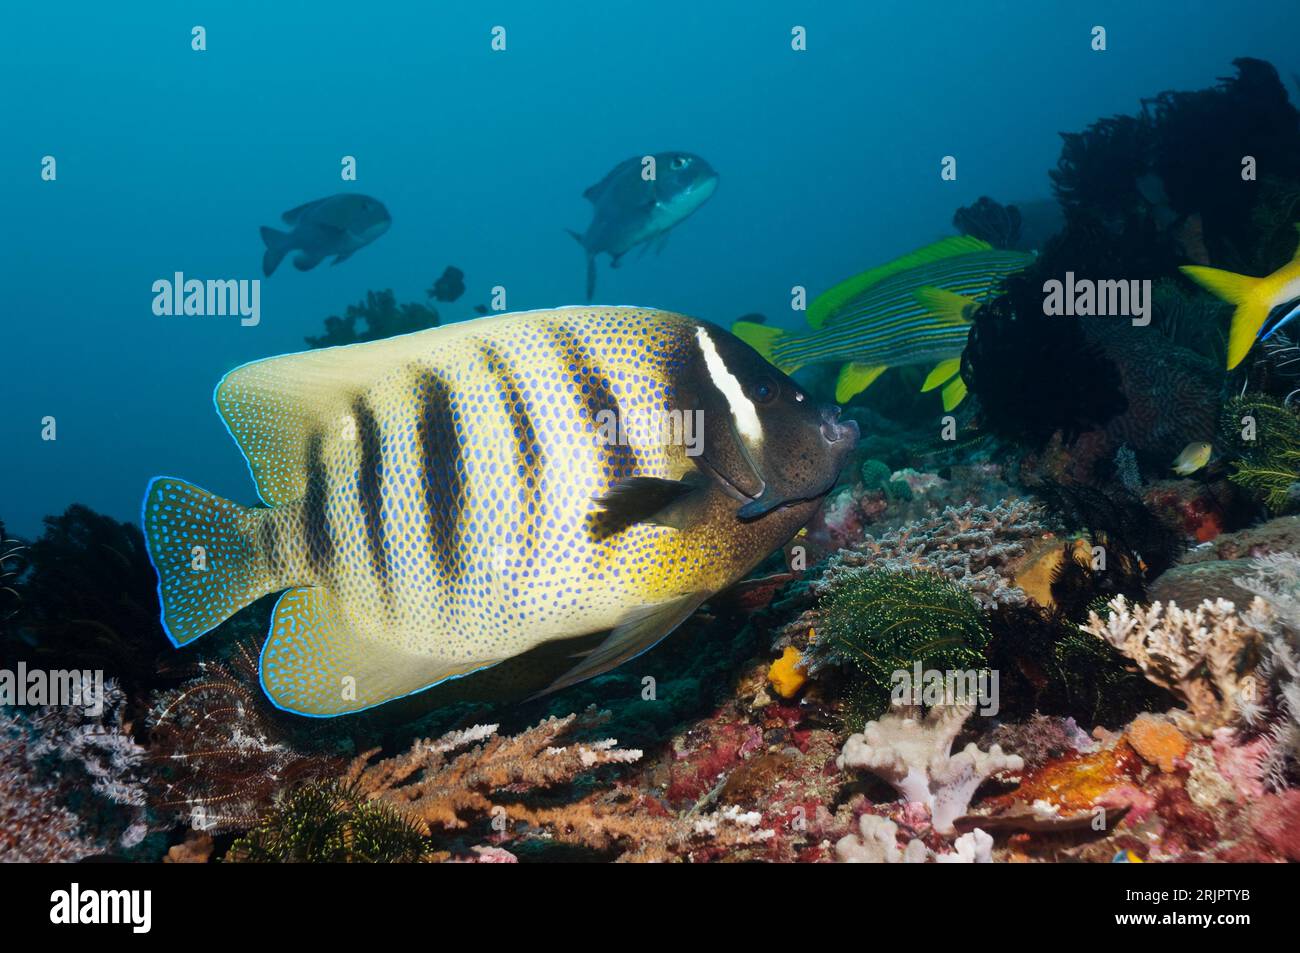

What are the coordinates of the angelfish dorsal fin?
(214, 327, 448, 505)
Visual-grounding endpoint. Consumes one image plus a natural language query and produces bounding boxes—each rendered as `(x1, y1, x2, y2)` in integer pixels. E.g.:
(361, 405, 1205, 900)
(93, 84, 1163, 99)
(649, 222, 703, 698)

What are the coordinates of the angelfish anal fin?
(260, 587, 498, 717)
(531, 593, 708, 697)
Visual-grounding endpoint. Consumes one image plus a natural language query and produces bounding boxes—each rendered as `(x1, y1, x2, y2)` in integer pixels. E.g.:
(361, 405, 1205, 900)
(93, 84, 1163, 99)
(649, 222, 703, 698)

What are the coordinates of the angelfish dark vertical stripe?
(481, 344, 544, 559)
(546, 322, 639, 482)
(413, 369, 465, 586)
(303, 430, 334, 573)
(353, 397, 389, 589)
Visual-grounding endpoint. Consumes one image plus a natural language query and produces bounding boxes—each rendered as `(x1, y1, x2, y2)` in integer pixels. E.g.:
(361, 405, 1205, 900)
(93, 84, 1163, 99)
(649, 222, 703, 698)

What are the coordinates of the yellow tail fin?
(921, 357, 962, 392)
(834, 363, 888, 403)
(1179, 265, 1271, 369)
(732, 321, 797, 370)
(913, 287, 978, 325)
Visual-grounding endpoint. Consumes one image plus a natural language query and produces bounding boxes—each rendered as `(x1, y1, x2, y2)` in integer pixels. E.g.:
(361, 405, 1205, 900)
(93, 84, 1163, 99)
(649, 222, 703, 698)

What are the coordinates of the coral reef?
(986, 601, 1172, 726)
(1, 505, 176, 711)
(146, 642, 344, 833)
(306, 288, 440, 348)
(817, 500, 1046, 610)
(1233, 553, 1300, 789)
(1083, 596, 1265, 732)
(1, 712, 97, 862)
(953, 196, 1022, 249)
(19, 680, 151, 850)
(345, 710, 774, 862)
(228, 782, 436, 863)
(1219, 394, 1300, 514)
(812, 569, 991, 725)
(837, 701, 1023, 834)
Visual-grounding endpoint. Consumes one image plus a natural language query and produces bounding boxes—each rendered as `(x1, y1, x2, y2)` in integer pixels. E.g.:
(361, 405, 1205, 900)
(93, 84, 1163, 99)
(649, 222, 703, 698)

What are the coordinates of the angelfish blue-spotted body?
(143, 307, 857, 716)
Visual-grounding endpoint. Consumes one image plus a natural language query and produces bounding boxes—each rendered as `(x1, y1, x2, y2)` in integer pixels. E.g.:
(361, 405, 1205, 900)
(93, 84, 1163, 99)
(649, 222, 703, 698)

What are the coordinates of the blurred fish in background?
(568, 152, 719, 300)
(260, 193, 392, 275)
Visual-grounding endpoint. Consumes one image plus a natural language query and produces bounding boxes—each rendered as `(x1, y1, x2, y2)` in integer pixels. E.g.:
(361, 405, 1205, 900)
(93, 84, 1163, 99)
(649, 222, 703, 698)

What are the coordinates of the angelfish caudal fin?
(142, 476, 277, 646)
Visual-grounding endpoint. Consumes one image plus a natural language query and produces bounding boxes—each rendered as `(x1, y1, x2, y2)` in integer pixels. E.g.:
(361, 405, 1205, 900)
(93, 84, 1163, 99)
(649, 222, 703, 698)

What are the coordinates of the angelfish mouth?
(821, 414, 859, 446)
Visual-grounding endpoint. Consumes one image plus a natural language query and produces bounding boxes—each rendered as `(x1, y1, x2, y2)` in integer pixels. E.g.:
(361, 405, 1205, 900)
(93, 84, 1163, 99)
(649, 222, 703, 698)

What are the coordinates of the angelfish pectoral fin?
(593, 475, 708, 536)
(530, 593, 708, 697)
(260, 587, 499, 717)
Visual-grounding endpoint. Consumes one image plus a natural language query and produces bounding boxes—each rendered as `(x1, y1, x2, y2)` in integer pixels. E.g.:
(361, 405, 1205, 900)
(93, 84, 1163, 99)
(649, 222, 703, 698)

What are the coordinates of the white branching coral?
(835, 813, 994, 863)
(837, 702, 1023, 834)
(1235, 553, 1300, 789)
(1084, 596, 1266, 732)
(836, 814, 929, 863)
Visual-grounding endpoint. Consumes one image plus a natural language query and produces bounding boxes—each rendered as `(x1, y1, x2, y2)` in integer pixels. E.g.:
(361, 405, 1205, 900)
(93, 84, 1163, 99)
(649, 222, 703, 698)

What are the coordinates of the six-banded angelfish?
(1180, 224, 1300, 369)
(567, 153, 719, 301)
(142, 307, 856, 717)
(733, 237, 1032, 410)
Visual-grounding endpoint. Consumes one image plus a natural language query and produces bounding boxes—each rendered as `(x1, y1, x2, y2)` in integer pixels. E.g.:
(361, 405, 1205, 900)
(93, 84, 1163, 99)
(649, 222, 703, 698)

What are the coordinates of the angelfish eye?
(750, 379, 776, 404)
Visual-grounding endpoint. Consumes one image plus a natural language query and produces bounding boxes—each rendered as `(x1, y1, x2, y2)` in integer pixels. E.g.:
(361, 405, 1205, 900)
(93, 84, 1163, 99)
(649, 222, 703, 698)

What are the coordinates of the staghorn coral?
(347, 710, 773, 862)
(146, 642, 343, 833)
(1083, 596, 1266, 732)
(837, 700, 1022, 834)
(347, 712, 640, 831)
